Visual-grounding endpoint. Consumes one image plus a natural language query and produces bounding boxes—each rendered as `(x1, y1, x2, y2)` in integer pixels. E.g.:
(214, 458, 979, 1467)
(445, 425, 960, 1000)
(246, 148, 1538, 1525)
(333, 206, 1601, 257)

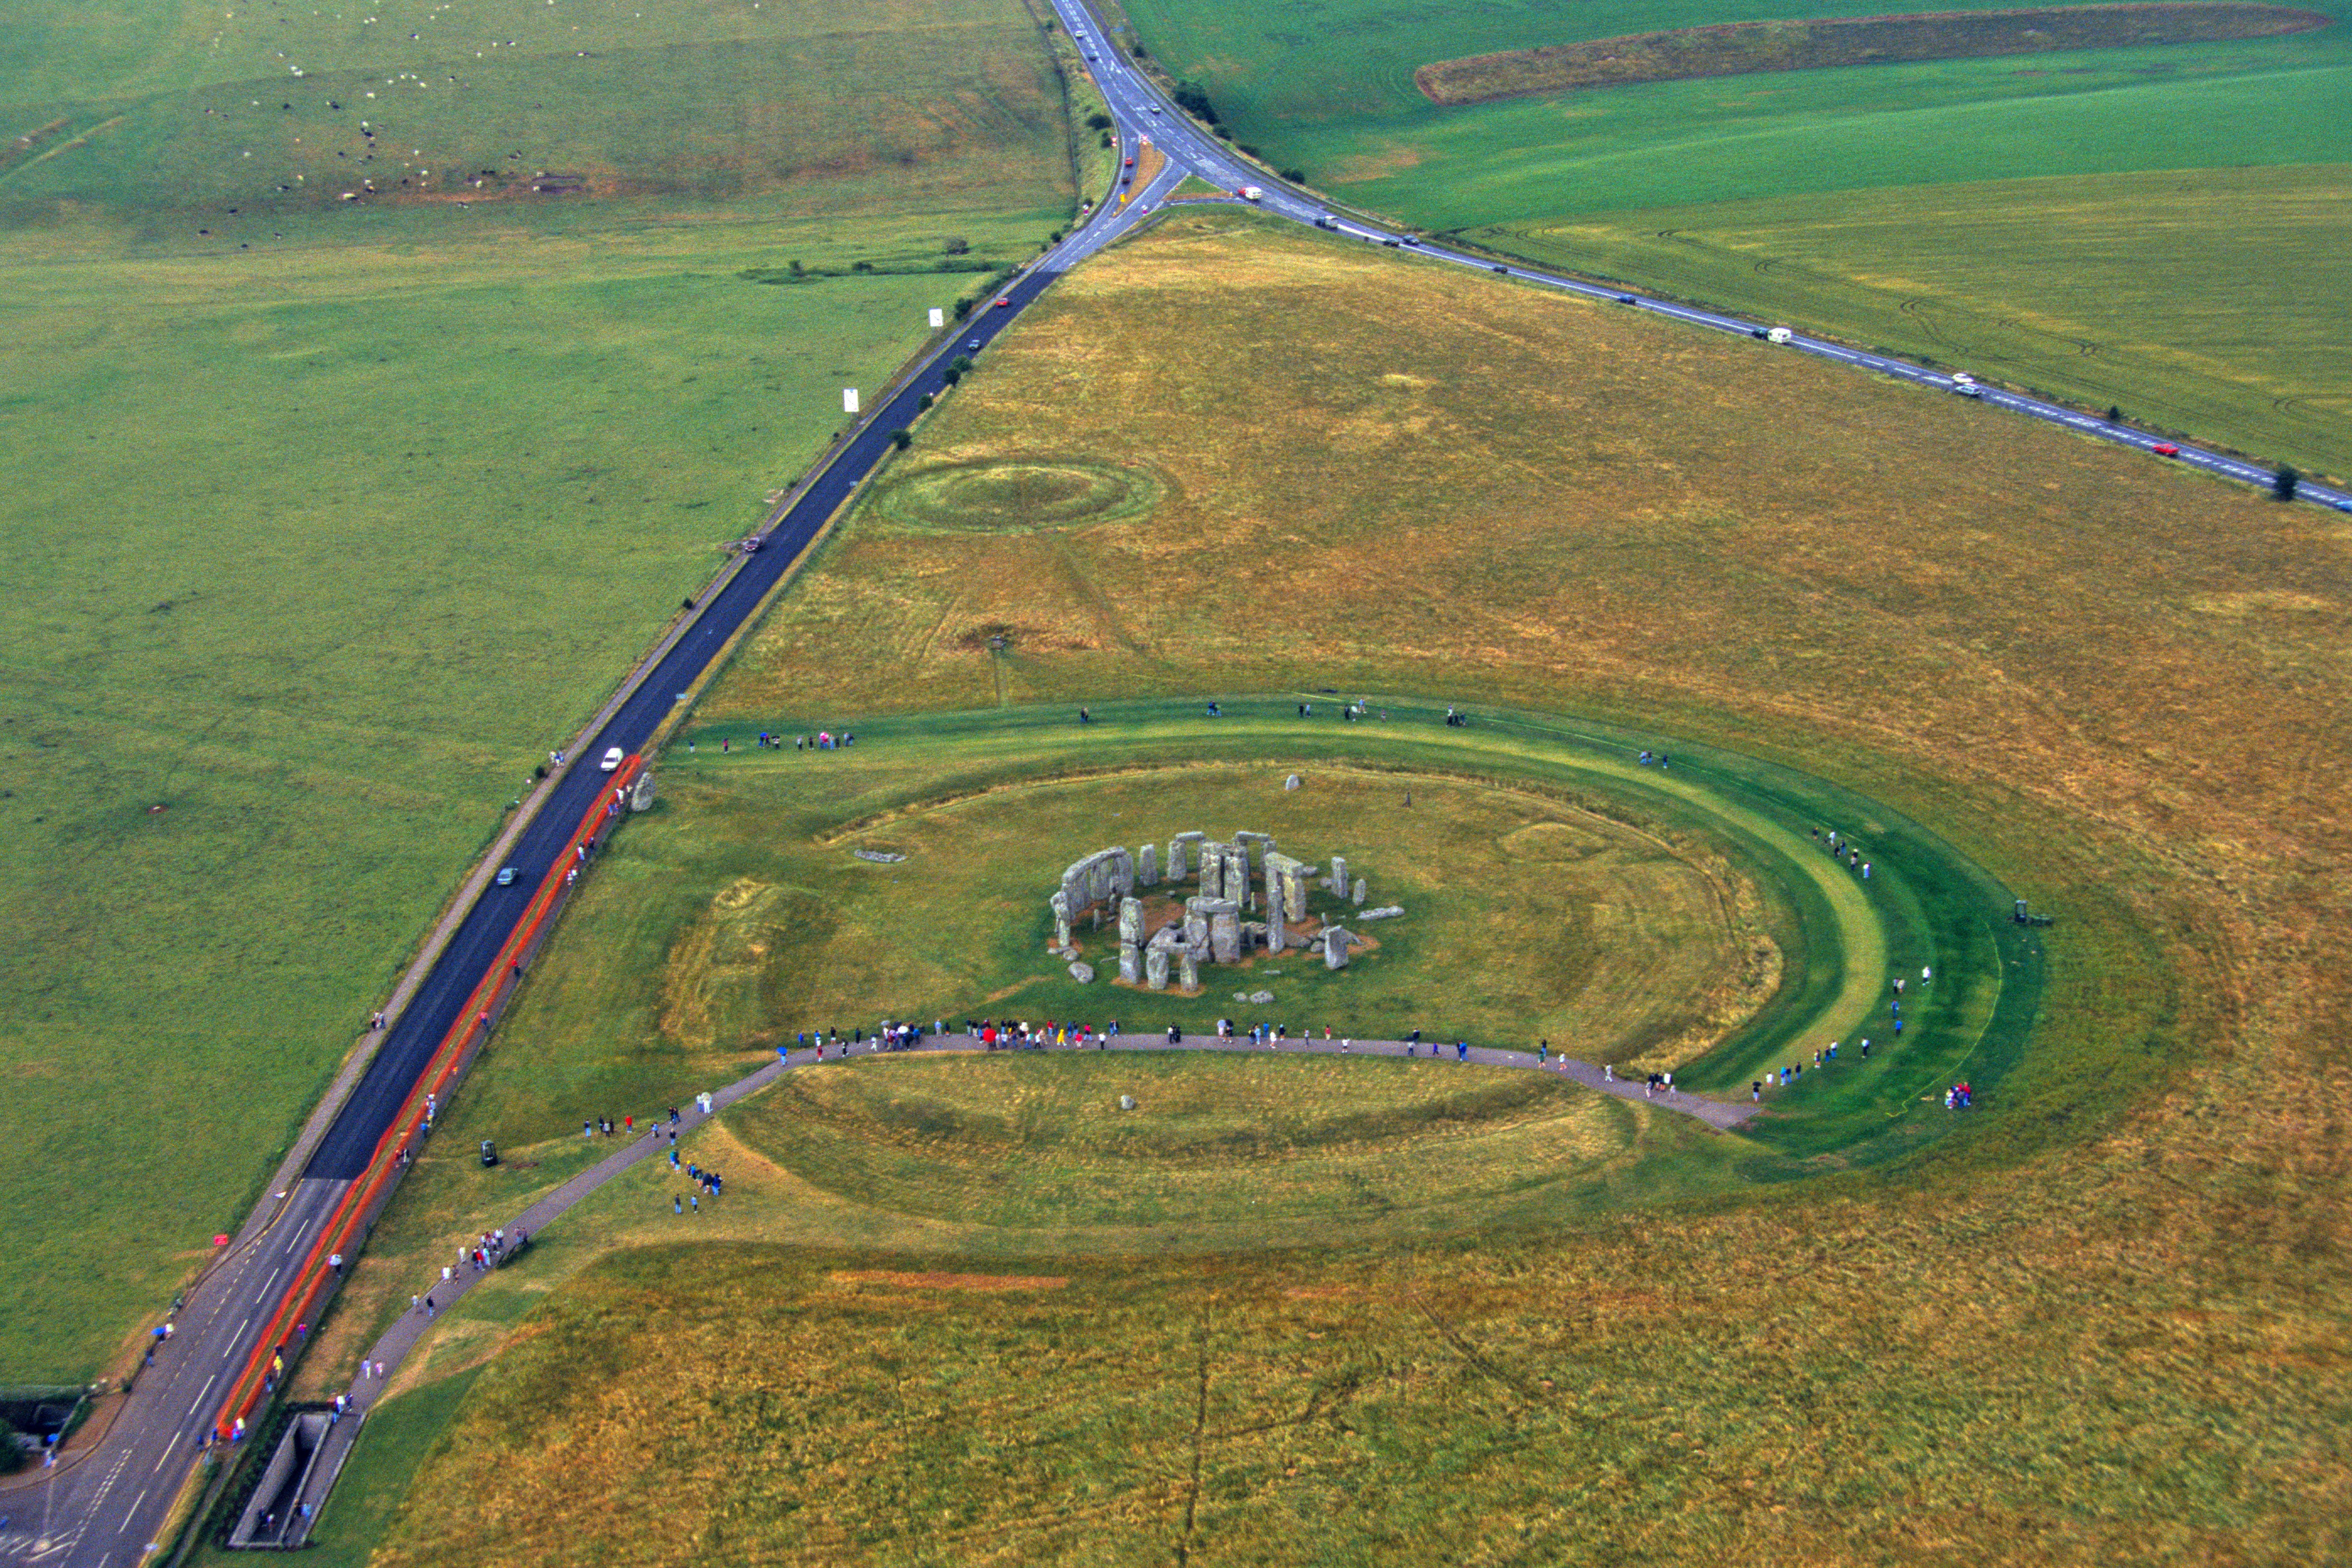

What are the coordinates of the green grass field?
(1472, 163, 2352, 478)
(1114, 0, 2352, 472)
(0, 0, 1081, 1381)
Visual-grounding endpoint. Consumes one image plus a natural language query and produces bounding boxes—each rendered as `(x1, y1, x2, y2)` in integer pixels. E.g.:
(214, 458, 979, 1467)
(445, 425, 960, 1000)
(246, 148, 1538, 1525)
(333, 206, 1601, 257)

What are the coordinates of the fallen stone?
(1068, 962, 1095, 984)
(852, 848, 906, 864)
(1119, 1094, 1138, 1111)
(1358, 906, 1404, 921)
(1249, 989, 1276, 1005)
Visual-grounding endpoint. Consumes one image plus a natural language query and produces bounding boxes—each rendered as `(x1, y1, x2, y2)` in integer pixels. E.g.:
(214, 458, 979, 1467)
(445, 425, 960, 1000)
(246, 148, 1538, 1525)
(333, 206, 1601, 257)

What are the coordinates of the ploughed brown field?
(1413, 3, 2330, 103)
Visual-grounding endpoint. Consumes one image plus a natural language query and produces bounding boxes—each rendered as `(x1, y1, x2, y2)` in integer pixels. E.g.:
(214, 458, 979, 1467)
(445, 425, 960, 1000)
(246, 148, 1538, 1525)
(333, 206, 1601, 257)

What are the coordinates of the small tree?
(1099, 131, 1113, 148)
(1280, 167, 1307, 182)
(950, 356, 973, 376)
(2274, 464, 2300, 502)
(851, 259, 873, 273)
(943, 237, 969, 256)
(891, 429, 912, 450)
(1086, 112, 1113, 130)
(942, 366, 963, 386)
(918, 392, 934, 411)
(2106, 405, 2122, 421)
(1132, 42, 1148, 59)
(788, 259, 804, 276)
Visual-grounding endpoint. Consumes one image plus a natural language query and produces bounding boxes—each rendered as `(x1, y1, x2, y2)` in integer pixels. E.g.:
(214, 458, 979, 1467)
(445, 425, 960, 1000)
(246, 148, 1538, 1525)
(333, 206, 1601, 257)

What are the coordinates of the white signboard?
(928, 307, 945, 328)
(843, 388, 860, 415)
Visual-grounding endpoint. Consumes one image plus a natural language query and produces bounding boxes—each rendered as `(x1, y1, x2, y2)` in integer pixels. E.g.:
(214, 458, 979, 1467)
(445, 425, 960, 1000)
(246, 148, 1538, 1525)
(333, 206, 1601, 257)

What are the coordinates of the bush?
(942, 366, 963, 386)
(891, 430, 912, 451)
(851, 259, 873, 273)
(950, 356, 973, 376)
(1100, 131, 1113, 147)
(1086, 113, 1113, 130)
(2106, 405, 2123, 421)
(918, 392, 934, 411)
(1132, 42, 1148, 59)
(1172, 81, 1216, 121)
(2274, 464, 2300, 502)
(1280, 167, 1307, 183)
(1239, 144, 1261, 157)
(943, 237, 969, 256)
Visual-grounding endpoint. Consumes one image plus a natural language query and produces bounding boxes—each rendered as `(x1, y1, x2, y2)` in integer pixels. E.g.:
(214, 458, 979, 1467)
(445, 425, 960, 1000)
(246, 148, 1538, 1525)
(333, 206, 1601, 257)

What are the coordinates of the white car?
(600, 746, 624, 771)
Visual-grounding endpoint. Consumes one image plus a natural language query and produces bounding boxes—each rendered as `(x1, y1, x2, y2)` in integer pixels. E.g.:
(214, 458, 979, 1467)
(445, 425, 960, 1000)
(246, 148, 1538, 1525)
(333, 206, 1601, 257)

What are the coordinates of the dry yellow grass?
(333, 214, 2352, 1565)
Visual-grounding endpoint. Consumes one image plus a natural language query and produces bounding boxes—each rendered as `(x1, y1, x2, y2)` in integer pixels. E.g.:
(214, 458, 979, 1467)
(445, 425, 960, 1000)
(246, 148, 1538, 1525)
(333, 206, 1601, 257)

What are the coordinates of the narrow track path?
(278, 1031, 1751, 1543)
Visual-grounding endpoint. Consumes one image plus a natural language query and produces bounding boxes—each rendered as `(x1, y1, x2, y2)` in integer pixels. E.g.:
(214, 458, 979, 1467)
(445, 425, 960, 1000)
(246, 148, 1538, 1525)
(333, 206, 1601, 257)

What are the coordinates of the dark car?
(1616, 294, 1637, 304)
(966, 337, 981, 351)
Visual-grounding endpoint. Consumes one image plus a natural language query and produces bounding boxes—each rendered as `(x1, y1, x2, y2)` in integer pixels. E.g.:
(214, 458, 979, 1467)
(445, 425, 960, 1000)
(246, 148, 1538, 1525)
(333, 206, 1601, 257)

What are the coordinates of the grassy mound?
(873, 457, 1167, 531)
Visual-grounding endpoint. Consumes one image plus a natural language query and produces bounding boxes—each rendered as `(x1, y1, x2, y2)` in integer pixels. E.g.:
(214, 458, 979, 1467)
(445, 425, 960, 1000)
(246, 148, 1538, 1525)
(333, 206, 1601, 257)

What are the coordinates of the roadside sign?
(928, 308, 945, 328)
(842, 388, 859, 414)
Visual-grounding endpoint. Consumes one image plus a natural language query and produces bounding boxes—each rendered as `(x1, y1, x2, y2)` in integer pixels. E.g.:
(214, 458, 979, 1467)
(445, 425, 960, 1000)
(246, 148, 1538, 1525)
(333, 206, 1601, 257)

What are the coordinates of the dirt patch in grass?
(1415, 4, 2330, 103)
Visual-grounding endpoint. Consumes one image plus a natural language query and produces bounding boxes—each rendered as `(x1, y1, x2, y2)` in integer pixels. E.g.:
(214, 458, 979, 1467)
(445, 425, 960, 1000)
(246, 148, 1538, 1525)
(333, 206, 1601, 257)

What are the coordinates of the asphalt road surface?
(15, 13, 2338, 1565)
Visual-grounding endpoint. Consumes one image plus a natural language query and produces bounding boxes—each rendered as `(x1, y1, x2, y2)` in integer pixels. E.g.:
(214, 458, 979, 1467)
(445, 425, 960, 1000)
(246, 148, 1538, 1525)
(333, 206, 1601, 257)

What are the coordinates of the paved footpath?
(282, 1034, 1751, 1541)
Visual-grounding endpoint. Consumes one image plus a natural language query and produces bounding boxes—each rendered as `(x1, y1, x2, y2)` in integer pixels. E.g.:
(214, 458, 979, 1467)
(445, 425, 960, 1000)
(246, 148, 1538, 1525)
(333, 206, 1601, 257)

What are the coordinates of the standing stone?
(1206, 899, 1242, 964)
(1330, 855, 1349, 897)
(1119, 896, 1144, 946)
(1108, 847, 1135, 897)
(1264, 873, 1286, 953)
(1050, 890, 1072, 948)
(1119, 941, 1142, 985)
(1284, 774, 1301, 791)
(1199, 842, 1234, 901)
(1138, 842, 1159, 888)
(1179, 949, 1200, 991)
(1323, 926, 1352, 970)
(1352, 877, 1367, 906)
(626, 769, 658, 812)
(1145, 939, 1172, 991)
(1169, 831, 1206, 882)
(1183, 897, 1212, 952)
(1288, 864, 1314, 915)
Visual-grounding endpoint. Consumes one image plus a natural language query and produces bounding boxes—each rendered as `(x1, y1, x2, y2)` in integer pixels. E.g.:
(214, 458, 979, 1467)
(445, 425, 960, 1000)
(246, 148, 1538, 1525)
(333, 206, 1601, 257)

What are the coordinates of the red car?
(995, 295, 1012, 308)
(2152, 443, 2180, 457)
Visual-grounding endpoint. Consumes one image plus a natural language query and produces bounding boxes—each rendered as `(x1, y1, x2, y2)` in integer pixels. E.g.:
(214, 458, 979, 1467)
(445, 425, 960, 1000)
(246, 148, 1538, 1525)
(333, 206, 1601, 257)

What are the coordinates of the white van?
(600, 747, 624, 771)
(1766, 327, 1793, 345)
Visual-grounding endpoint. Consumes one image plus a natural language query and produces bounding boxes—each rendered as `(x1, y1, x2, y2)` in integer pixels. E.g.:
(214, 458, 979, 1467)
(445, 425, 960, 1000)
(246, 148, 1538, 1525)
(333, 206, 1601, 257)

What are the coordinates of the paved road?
(1051, 0, 2350, 513)
(6, 130, 1182, 1568)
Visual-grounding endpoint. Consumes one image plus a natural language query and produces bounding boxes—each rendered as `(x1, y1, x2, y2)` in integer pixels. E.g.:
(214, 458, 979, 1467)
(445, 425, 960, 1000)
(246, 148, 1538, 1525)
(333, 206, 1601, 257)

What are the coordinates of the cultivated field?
(287, 211, 2351, 1563)
(0, 0, 1079, 1380)
(1416, 4, 2331, 104)
(1119, 0, 2349, 470)
(1474, 163, 2352, 478)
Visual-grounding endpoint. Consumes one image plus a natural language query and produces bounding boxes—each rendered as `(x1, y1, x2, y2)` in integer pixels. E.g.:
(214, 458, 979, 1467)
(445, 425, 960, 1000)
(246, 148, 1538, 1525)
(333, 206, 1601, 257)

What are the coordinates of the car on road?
(600, 746, 624, 771)
(2152, 443, 2180, 457)
(995, 295, 1012, 308)
(1150, 105, 1161, 114)
(966, 337, 981, 351)
(495, 866, 517, 887)
(1616, 294, 1637, 304)
(1123, 157, 1134, 167)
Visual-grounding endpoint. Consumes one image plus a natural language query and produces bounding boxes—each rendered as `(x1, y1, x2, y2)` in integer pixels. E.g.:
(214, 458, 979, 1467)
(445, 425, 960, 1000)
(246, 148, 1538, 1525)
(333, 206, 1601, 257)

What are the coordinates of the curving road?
(1052, 0, 2350, 512)
(12, 12, 2333, 1566)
